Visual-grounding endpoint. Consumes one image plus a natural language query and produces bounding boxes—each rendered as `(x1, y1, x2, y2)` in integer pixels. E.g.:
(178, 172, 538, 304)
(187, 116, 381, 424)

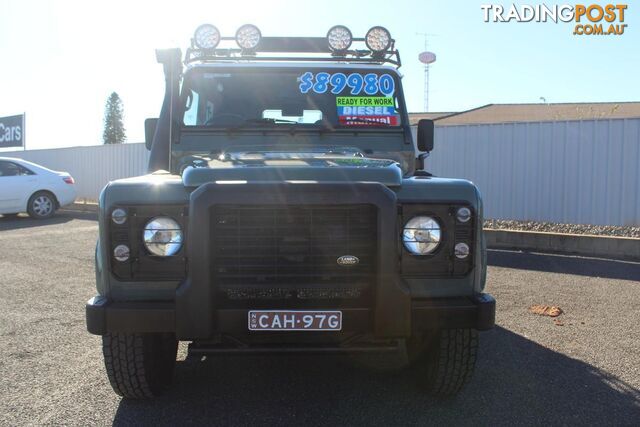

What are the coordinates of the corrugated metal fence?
(429, 119, 640, 226)
(2, 143, 149, 200)
(2, 118, 639, 226)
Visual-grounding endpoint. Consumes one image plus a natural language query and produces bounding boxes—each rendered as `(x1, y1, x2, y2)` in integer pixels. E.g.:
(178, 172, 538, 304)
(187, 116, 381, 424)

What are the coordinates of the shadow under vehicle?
(86, 24, 495, 399)
(111, 327, 640, 425)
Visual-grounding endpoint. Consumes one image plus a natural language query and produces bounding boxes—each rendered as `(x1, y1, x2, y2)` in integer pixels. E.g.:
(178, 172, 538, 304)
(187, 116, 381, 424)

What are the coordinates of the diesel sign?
(0, 114, 24, 148)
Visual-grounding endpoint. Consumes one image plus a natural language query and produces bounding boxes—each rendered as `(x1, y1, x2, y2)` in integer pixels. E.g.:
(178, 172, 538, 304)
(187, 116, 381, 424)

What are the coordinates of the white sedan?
(0, 157, 77, 219)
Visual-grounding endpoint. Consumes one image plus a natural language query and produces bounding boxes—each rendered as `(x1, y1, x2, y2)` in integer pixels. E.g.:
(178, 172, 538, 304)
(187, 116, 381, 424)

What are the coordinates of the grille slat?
(212, 204, 377, 300)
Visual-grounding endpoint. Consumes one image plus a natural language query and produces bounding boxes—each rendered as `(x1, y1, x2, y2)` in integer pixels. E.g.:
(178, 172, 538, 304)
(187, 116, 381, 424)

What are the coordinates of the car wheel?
(27, 191, 56, 219)
(412, 329, 479, 397)
(102, 333, 178, 399)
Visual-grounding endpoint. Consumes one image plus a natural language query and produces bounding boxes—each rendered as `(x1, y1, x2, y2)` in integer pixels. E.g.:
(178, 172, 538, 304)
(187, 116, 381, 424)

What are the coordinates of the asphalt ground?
(1, 211, 639, 426)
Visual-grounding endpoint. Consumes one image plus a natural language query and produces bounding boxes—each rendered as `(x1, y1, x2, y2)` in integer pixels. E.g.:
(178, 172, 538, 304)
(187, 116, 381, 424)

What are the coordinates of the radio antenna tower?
(417, 33, 437, 112)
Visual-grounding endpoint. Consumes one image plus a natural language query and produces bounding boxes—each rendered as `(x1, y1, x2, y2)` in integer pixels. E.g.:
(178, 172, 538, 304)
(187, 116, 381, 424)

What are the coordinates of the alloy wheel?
(33, 195, 53, 217)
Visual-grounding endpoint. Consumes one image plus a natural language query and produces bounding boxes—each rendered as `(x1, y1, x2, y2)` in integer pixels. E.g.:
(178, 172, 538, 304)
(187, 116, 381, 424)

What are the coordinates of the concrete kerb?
(485, 229, 640, 261)
(63, 201, 99, 213)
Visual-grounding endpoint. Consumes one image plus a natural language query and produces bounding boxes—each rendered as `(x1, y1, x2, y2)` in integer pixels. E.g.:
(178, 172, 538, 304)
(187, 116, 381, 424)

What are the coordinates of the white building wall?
(1, 143, 149, 200)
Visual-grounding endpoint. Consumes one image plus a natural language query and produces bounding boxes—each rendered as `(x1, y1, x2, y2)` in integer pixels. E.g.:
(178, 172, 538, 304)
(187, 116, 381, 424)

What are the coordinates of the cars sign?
(0, 114, 24, 148)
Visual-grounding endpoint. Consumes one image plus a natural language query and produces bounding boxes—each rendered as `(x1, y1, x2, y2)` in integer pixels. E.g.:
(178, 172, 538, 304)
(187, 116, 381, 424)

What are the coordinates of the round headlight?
(365, 26, 392, 52)
(403, 216, 441, 255)
(327, 25, 352, 51)
(143, 217, 183, 257)
(236, 24, 261, 50)
(456, 207, 472, 223)
(113, 244, 130, 262)
(455, 243, 470, 259)
(194, 24, 220, 50)
(111, 208, 127, 225)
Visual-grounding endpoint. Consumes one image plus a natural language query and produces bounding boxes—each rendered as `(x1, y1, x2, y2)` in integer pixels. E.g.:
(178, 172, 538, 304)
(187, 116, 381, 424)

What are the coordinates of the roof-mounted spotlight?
(193, 24, 220, 50)
(327, 25, 352, 52)
(236, 24, 262, 50)
(365, 26, 392, 53)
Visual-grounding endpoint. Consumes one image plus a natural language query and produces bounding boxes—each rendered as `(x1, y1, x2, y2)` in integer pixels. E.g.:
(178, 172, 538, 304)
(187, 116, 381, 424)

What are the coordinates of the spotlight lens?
(327, 25, 352, 51)
(455, 243, 470, 259)
(113, 244, 130, 262)
(365, 26, 391, 52)
(236, 24, 261, 50)
(194, 24, 220, 49)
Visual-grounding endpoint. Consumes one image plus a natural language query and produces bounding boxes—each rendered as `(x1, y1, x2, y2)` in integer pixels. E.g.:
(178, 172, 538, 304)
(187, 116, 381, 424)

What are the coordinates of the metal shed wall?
(4, 118, 639, 226)
(427, 119, 640, 226)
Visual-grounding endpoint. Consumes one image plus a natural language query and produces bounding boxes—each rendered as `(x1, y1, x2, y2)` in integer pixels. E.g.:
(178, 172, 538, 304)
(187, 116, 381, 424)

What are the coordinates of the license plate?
(248, 310, 342, 331)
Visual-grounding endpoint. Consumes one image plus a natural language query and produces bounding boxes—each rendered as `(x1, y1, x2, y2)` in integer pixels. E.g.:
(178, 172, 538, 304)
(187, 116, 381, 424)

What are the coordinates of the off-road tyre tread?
(102, 333, 177, 399)
(426, 329, 478, 397)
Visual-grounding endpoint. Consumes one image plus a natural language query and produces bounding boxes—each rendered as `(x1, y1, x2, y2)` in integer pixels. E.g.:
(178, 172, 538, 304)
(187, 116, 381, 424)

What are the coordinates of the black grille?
(211, 204, 377, 300)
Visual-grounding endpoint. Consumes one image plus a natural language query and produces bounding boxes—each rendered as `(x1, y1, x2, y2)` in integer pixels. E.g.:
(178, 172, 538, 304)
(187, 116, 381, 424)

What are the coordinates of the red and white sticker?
(338, 115, 400, 126)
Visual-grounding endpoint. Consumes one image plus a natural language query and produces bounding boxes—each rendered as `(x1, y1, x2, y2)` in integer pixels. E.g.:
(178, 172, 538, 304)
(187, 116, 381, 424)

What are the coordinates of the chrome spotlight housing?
(455, 242, 470, 259)
(327, 25, 352, 51)
(194, 24, 221, 49)
(113, 244, 130, 262)
(111, 208, 127, 225)
(456, 207, 472, 223)
(236, 24, 261, 50)
(365, 26, 392, 52)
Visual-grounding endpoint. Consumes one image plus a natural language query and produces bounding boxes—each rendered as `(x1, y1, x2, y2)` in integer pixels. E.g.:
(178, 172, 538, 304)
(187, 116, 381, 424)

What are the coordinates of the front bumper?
(85, 293, 495, 336)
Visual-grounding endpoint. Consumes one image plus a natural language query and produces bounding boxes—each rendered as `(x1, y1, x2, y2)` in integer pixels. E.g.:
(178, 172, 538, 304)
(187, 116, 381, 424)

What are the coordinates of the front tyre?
(415, 329, 479, 397)
(102, 333, 178, 399)
(27, 191, 56, 219)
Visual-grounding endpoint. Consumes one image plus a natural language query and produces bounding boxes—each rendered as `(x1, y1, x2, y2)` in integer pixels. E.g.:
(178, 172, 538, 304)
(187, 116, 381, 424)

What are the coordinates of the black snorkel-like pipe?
(148, 48, 182, 173)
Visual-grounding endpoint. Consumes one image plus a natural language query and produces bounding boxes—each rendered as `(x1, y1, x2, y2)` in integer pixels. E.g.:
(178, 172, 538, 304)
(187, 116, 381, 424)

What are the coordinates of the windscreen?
(182, 68, 403, 128)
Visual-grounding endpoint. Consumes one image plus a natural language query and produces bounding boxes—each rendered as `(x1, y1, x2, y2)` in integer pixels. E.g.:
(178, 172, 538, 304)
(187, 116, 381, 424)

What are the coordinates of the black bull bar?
(175, 182, 409, 339)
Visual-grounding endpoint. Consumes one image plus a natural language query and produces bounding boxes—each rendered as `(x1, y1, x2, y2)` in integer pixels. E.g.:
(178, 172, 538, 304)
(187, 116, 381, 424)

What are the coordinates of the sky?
(0, 0, 638, 150)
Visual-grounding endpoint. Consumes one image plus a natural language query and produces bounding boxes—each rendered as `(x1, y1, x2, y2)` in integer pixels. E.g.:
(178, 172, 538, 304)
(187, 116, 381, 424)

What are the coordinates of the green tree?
(102, 92, 126, 144)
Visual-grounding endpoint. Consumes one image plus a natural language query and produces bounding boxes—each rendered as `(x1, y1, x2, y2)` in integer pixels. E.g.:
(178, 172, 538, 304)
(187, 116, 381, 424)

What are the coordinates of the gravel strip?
(484, 219, 640, 238)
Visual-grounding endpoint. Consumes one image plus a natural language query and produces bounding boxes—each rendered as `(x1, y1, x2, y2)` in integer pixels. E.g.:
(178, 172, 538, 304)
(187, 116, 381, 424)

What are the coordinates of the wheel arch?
(25, 189, 60, 211)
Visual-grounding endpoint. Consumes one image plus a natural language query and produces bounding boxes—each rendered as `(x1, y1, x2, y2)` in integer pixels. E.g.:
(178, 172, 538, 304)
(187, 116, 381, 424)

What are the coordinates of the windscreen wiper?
(242, 118, 300, 125)
(226, 117, 300, 132)
(229, 117, 336, 135)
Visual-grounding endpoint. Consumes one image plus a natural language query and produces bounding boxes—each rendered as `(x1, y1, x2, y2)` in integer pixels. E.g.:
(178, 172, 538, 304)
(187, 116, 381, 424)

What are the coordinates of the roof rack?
(184, 25, 402, 68)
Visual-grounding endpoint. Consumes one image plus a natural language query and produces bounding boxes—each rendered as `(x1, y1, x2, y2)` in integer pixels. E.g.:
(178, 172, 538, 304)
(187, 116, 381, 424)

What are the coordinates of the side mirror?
(417, 119, 434, 152)
(144, 118, 158, 150)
